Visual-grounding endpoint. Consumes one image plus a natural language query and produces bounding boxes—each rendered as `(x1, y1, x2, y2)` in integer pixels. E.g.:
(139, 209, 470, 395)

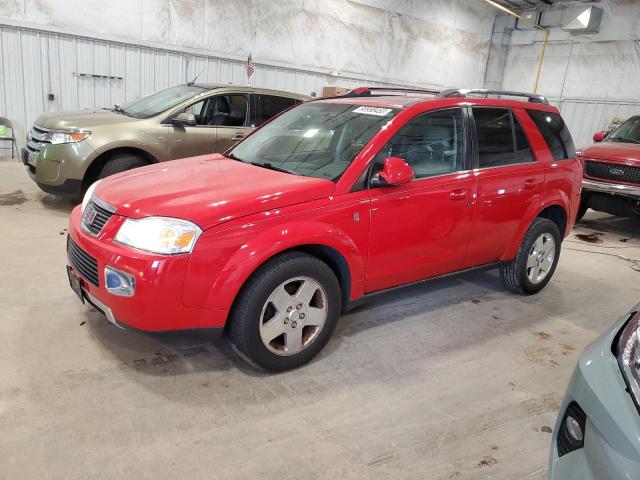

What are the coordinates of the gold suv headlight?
(114, 217, 202, 255)
(45, 130, 91, 144)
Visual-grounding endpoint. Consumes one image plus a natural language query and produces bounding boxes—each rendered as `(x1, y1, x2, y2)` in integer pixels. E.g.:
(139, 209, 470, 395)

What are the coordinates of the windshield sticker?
(352, 106, 393, 116)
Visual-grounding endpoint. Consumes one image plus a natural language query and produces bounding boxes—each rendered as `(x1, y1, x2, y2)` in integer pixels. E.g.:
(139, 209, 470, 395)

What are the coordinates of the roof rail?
(344, 86, 440, 97)
(438, 88, 549, 105)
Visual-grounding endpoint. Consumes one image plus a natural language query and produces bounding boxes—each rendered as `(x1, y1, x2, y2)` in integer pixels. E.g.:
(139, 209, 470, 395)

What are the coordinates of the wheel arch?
(188, 220, 366, 316)
(501, 202, 569, 261)
(82, 146, 159, 189)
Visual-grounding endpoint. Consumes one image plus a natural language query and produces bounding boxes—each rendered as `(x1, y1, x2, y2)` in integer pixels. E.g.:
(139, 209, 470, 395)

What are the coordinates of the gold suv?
(22, 84, 308, 195)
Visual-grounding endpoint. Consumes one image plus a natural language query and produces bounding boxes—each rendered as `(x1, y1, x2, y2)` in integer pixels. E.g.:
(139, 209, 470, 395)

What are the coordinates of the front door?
(366, 108, 476, 293)
(166, 95, 217, 159)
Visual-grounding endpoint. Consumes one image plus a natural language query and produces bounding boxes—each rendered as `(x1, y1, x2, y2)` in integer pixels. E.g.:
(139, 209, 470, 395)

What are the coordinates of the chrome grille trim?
(81, 198, 115, 236)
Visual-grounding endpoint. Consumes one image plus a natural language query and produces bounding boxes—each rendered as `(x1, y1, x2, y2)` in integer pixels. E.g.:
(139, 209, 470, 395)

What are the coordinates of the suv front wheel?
(228, 252, 341, 371)
(500, 218, 562, 294)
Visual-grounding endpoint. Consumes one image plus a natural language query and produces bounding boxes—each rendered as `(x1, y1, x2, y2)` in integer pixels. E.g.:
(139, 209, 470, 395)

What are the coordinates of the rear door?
(254, 94, 300, 126)
(463, 107, 544, 267)
(365, 107, 476, 292)
(211, 93, 251, 152)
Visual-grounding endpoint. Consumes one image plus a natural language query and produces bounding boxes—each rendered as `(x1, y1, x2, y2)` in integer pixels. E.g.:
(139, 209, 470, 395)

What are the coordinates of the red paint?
(379, 157, 415, 185)
(67, 95, 581, 331)
(581, 141, 640, 187)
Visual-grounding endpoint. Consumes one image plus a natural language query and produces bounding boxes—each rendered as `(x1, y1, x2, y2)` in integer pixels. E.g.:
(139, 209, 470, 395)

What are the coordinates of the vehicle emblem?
(609, 168, 625, 177)
(82, 203, 98, 227)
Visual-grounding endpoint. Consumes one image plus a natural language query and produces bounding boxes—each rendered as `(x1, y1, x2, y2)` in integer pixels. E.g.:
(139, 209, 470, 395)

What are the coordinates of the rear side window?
(256, 95, 299, 125)
(473, 108, 533, 168)
(528, 110, 575, 160)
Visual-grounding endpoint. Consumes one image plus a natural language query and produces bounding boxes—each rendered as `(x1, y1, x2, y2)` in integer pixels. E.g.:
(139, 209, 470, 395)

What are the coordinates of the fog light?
(104, 266, 135, 297)
(565, 416, 583, 442)
(557, 401, 586, 457)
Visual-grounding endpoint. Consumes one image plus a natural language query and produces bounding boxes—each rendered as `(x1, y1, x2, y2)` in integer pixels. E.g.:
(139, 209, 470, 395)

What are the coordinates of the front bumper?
(24, 140, 96, 195)
(66, 205, 229, 331)
(549, 306, 640, 479)
(582, 178, 640, 199)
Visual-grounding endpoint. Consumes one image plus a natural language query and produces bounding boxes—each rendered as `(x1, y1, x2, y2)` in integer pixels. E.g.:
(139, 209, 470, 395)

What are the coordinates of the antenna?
(187, 66, 207, 86)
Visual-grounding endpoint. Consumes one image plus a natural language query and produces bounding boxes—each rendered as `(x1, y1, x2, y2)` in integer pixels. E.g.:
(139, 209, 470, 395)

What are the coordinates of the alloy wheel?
(258, 276, 328, 356)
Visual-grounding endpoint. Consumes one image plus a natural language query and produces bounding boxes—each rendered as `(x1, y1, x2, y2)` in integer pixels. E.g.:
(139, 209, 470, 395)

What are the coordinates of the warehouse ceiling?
(495, 0, 588, 9)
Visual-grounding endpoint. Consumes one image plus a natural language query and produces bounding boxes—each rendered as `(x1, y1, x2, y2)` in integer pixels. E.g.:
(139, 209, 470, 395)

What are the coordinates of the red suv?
(578, 116, 640, 223)
(66, 87, 582, 370)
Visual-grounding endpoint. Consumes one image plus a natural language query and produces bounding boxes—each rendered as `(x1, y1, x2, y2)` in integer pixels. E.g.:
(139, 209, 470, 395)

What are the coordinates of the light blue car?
(549, 303, 640, 479)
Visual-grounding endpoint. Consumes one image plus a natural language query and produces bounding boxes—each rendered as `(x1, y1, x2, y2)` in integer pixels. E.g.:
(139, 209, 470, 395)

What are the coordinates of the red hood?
(582, 142, 640, 166)
(94, 154, 336, 230)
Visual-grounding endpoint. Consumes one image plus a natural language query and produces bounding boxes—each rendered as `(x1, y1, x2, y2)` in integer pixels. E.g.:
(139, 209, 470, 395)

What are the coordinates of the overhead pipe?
(484, 0, 550, 94)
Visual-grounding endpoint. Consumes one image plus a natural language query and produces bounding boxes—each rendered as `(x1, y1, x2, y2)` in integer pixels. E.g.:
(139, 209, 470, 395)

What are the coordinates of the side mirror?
(371, 156, 415, 187)
(593, 131, 606, 143)
(171, 112, 197, 127)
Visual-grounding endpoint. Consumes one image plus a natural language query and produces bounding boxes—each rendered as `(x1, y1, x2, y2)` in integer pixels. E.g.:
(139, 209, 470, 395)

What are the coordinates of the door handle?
(449, 189, 468, 201)
(524, 178, 537, 190)
(232, 134, 245, 141)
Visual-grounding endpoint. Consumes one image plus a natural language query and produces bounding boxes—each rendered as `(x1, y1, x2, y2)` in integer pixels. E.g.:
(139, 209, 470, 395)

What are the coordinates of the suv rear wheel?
(98, 153, 148, 180)
(500, 218, 562, 294)
(228, 252, 341, 371)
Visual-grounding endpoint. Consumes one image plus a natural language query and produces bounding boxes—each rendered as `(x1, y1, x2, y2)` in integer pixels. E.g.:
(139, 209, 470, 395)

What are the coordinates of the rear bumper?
(549, 307, 640, 479)
(66, 205, 229, 331)
(582, 178, 640, 199)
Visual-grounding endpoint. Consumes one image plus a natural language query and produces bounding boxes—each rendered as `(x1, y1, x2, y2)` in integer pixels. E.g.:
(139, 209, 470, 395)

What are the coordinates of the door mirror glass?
(172, 112, 197, 127)
(371, 157, 415, 187)
(593, 131, 606, 143)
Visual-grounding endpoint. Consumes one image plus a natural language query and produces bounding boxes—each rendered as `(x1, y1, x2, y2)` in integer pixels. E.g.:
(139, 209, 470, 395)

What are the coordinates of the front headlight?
(114, 217, 202, 255)
(46, 130, 91, 144)
(618, 312, 640, 410)
(81, 180, 101, 212)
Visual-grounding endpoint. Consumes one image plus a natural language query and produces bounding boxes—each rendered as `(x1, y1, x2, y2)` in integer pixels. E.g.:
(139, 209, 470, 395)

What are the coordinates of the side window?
(182, 99, 207, 125)
(257, 95, 298, 125)
(528, 110, 576, 160)
(182, 95, 248, 127)
(373, 108, 465, 180)
(473, 108, 533, 168)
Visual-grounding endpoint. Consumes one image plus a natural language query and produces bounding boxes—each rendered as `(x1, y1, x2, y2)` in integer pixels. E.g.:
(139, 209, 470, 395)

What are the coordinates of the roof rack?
(438, 88, 549, 105)
(344, 86, 440, 97)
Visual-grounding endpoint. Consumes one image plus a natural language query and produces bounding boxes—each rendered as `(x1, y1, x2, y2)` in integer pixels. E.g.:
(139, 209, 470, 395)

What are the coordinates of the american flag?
(246, 54, 255, 79)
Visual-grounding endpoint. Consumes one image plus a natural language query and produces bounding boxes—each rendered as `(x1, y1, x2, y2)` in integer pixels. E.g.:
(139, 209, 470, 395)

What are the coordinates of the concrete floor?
(1, 157, 639, 480)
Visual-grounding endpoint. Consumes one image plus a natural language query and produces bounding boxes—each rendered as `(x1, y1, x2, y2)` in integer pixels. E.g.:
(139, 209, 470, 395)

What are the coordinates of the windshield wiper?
(610, 137, 640, 144)
(111, 105, 132, 117)
(250, 161, 300, 175)
(225, 152, 246, 162)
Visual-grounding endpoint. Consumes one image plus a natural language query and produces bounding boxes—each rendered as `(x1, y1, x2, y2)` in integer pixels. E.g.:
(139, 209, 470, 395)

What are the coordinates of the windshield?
(122, 85, 207, 119)
(607, 116, 640, 144)
(228, 102, 399, 180)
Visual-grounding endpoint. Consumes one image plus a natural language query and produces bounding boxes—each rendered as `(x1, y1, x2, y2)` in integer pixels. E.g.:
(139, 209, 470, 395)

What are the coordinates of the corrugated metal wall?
(549, 97, 640, 149)
(0, 23, 402, 148)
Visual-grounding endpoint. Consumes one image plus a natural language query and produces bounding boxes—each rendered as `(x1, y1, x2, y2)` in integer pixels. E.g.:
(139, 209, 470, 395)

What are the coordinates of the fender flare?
(202, 220, 367, 311)
(501, 191, 570, 261)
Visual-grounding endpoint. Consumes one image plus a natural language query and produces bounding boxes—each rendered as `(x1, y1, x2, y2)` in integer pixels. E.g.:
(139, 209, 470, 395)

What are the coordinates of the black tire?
(500, 218, 562, 295)
(228, 252, 341, 371)
(576, 201, 588, 222)
(98, 153, 147, 179)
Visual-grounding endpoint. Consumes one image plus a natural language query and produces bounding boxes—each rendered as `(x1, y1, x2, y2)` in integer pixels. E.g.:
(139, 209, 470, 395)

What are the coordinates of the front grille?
(67, 237, 99, 287)
(81, 200, 114, 236)
(585, 160, 640, 185)
(26, 125, 50, 154)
